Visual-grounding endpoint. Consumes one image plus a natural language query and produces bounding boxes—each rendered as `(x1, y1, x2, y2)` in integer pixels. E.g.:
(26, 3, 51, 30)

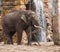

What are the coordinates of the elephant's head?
(21, 10, 41, 29)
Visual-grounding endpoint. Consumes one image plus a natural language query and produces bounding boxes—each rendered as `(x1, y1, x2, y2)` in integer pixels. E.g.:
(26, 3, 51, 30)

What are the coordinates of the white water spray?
(33, 0, 47, 42)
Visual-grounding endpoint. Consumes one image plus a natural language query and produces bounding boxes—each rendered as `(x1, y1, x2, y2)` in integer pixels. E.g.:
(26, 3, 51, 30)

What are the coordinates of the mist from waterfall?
(58, 0, 60, 14)
(48, 0, 55, 16)
(33, 0, 47, 42)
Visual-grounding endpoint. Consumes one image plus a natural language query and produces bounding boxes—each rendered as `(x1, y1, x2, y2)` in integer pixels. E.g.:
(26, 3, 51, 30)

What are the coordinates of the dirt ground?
(0, 31, 60, 52)
(0, 42, 60, 52)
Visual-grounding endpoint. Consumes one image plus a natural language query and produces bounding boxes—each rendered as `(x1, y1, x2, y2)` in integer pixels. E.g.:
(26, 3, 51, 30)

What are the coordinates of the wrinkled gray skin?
(2, 10, 40, 45)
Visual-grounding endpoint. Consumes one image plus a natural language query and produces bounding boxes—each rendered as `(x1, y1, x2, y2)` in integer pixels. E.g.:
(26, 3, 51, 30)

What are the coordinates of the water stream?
(33, 0, 47, 42)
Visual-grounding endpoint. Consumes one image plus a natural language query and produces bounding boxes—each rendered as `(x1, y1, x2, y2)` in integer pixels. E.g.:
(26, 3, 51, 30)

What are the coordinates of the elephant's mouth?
(29, 25, 42, 34)
(29, 25, 41, 34)
(31, 29, 40, 34)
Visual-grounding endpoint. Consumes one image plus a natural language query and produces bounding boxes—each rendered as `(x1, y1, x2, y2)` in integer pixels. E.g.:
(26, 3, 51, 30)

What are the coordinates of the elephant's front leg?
(27, 33, 32, 45)
(26, 26, 32, 45)
(17, 28, 23, 45)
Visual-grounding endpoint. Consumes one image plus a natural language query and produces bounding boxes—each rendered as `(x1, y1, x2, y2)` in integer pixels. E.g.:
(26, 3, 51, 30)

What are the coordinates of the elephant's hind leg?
(9, 31, 16, 44)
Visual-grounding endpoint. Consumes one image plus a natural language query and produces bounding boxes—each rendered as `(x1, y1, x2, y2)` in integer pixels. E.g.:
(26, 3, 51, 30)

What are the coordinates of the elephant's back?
(3, 11, 20, 22)
(2, 11, 20, 29)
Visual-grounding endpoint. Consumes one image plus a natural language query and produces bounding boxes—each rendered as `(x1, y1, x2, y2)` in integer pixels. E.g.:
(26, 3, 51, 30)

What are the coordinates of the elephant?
(2, 10, 40, 45)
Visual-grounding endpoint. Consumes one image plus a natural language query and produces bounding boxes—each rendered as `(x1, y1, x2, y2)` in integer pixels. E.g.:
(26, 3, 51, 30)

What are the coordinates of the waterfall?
(0, 1, 1, 6)
(48, 0, 55, 16)
(58, 0, 60, 14)
(33, 0, 47, 42)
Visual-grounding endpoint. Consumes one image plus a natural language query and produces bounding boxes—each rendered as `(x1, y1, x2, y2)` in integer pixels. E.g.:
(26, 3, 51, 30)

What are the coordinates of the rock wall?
(43, 0, 53, 41)
(0, 0, 53, 42)
(53, 0, 60, 45)
(2, 0, 28, 17)
(0, 0, 60, 44)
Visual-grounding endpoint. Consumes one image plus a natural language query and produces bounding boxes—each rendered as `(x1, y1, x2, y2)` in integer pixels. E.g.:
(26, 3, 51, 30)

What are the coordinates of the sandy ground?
(0, 31, 60, 52)
(0, 42, 60, 52)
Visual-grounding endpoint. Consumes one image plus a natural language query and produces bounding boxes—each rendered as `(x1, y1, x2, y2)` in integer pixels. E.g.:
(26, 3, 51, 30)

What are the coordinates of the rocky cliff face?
(1, 0, 29, 16)
(0, 0, 53, 42)
(52, 0, 60, 45)
(0, 0, 60, 43)
(43, 0, 53, 41)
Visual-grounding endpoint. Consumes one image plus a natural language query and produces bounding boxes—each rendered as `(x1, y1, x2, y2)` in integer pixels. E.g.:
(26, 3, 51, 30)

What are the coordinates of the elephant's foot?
(4, 42, 13, 44)
(4, 39, 13, 44)
(27, 42, 31, 45)
(6, 41, 13, 44)
(17, 41, 22, 45)
(7, 42, 13, 44)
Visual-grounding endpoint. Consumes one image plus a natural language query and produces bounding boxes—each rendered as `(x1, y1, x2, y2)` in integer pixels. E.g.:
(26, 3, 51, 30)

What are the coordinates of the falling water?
(58, 0, 60, 14)
(48, 0, 55, 16)
(0, 0, 2, 7)
(33, 0, 47, 42)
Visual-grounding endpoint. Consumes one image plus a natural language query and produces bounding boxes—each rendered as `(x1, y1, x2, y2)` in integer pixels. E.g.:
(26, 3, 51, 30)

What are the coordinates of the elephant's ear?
(21, 15, 27, 23)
